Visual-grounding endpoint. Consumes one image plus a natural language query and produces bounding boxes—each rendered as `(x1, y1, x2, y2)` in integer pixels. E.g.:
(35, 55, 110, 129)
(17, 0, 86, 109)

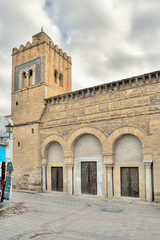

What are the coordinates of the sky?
(1, 0, 160, 116)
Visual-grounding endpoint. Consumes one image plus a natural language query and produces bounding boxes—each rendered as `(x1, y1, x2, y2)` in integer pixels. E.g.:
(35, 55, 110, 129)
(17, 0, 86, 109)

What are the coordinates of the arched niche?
(47, 142, 64, 163)
(114, 134, 143, 162)
(74, 134, 103, 196)
(74, 134, 102, 157)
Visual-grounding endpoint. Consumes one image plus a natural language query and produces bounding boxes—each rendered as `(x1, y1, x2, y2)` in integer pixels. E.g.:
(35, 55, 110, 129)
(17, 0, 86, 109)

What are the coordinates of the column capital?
(143, 160, 152, 168)
(103, 153, 113, 157)
(64, 157, 74, 164)
(41, 163, 47, 167)
(41, 158, 47, 165)
(103, 154, 113, 165)
(105, 164, 114, 169)
(66, 164, 74, 170)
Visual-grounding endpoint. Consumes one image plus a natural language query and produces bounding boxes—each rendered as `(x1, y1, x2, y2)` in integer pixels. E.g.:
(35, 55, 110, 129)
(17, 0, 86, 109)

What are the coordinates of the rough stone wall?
(12, 85, 45, 124)
(41, 79, 159, 141)
(12, 123, 41, 191)
(149, 115, 160, 202)
(46, 43, 72, 97)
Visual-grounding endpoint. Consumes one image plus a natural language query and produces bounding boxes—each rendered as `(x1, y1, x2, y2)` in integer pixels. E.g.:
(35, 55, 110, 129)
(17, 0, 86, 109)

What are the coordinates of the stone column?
(42, 165, 47, 191)
(67, 165, 73, 195)
(32, 69, 35, 85)
(27, 71, 29, 86)
(19, 74, 22, 89)
(143, 160, 153, 202)
(107, 165, 113, 198)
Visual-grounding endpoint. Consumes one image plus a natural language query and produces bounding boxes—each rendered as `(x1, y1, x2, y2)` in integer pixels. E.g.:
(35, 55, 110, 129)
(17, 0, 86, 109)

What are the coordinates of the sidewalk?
(0, 191, 160, 239)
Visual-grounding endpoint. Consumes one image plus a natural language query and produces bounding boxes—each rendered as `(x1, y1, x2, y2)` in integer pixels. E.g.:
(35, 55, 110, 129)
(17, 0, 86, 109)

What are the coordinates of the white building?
(0, 115, 13, 176)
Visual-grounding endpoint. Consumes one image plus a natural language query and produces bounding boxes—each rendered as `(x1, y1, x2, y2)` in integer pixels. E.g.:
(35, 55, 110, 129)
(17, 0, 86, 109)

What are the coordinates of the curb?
(13, 189, 38, 194)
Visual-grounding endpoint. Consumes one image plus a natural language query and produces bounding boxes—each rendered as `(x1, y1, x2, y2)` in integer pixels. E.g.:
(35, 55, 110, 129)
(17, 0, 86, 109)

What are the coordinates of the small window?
(32, 128, 34, 134)
(22, 71, 27, 78)
(29, 69, 33, 86)
(29, 69, 33, 77)
(54, 70, 58, 84)
(22, 71, 27, 88)
(18, 142, 20, 147)
(59, 73, 63, 87)
(59, 73, 63, 80)
(16, 101, 18, 106)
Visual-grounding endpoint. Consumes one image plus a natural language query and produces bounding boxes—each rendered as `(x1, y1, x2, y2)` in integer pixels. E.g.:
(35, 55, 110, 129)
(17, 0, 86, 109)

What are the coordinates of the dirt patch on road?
(0, 203, 28, 217)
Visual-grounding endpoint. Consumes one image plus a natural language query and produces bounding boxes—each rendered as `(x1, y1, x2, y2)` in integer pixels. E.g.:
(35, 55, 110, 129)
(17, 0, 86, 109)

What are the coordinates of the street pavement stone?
(0, 191, 160, 239)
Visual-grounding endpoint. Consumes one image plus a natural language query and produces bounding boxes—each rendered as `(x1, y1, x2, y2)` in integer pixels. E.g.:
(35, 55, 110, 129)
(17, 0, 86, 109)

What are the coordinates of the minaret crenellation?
(12, 32, 72, 64)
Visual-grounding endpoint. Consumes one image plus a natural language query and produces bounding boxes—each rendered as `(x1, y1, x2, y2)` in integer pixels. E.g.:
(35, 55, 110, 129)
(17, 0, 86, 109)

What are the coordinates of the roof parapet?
(12, 31, 72, 63)
(26, 41, 32, 48)
(44, 70, 160, 105)
(19, 44, 25, 51)
(54, 44, 59, 52)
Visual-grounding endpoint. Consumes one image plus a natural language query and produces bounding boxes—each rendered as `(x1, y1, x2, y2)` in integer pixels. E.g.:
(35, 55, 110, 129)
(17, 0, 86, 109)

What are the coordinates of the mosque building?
(11, 30, 160, 202)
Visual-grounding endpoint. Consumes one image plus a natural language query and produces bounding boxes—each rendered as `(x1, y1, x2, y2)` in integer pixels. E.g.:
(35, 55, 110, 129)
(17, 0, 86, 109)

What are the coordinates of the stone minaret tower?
(11, 30, 72, 190)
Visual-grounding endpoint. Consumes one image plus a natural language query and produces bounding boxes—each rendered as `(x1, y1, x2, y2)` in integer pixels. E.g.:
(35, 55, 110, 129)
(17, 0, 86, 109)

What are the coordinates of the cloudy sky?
(0, 0, 160, 116)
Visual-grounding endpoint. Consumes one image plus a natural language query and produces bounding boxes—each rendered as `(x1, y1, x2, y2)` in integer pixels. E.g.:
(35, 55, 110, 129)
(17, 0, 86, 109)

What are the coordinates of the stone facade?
(12, 31, 160, 202)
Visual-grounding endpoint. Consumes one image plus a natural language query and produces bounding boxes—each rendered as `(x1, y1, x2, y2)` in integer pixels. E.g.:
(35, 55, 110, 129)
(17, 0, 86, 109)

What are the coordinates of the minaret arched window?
(54, 69, 58, 84)
(59, 73, 63, 87)
(22, 71, 27, 88)
(28, 69, 33, 86)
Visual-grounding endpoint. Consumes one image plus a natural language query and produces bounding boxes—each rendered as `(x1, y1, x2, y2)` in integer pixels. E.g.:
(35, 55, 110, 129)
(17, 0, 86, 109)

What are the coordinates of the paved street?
(0, 191, 160, 240)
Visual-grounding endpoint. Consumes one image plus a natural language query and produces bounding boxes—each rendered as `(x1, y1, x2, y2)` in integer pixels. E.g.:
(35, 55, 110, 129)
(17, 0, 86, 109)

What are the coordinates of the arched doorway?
(74, 134, 103, 196)
(47, 142, 64, 192)
(114, 134, 143, 198)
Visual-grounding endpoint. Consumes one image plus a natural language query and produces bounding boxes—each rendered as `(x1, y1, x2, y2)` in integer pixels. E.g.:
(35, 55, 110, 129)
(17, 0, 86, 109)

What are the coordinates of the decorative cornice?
(44, 70, 160, 106)
(14, 120, 40, 127)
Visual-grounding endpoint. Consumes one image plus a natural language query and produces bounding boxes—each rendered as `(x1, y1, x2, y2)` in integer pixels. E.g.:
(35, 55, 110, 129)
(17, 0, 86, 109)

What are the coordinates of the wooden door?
(81, 162, 89, 194)
(89, 162, 97, 195)
(81, 162, 97, 195)
(130, 167, 139, 197)
(121, 167, 139, 197)
(57, 167, 63, 191)
(51, 167, 63, 192)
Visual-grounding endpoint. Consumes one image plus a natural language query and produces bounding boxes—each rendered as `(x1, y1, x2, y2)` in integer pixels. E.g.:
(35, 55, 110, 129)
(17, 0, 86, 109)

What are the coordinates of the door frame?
(81, 161, 97, 195)
(51, 167, 63, 192)
(75, 156, 103, 195)
(47, 163, 66, 192)
(113, 162, 145, 200)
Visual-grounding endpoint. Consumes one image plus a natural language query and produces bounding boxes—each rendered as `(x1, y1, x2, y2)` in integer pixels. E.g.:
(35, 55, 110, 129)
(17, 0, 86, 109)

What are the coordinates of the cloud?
(45, 0, 136, 87)
(45, 0, 160, 87)
(0, 0, 61, 116)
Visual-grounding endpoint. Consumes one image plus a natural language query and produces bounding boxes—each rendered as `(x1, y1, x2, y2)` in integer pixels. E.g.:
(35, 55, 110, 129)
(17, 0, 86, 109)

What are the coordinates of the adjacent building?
(0, 115, 13, 172)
